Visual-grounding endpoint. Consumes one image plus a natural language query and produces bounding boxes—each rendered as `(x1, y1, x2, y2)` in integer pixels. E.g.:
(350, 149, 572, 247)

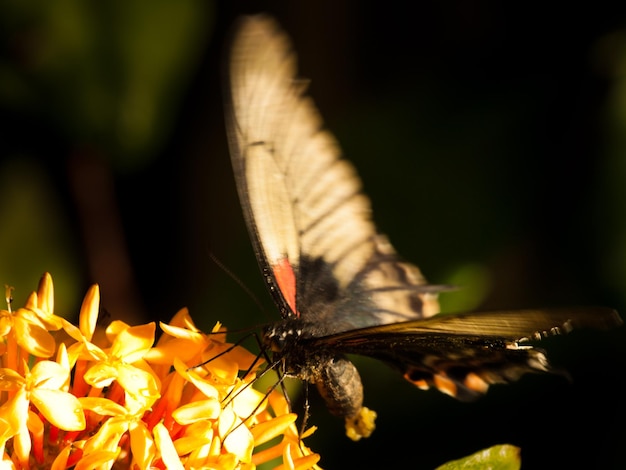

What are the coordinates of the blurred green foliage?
(0, 0, 211, 168)
(0, 0, 213, 313)
(0, 157, 79, 312)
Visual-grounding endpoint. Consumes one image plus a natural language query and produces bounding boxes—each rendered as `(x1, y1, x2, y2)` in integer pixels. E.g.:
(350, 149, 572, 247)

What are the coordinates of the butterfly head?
(263, 320, 305, 353)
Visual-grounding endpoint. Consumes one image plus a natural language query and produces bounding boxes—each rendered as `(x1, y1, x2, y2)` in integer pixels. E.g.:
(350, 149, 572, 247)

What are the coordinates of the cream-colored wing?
(225, 15, 441, 329)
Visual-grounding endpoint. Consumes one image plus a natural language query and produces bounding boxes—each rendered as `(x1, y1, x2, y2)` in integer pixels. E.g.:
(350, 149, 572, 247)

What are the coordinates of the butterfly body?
(265, 319, 365, 419)
(225, 15, 622, 439)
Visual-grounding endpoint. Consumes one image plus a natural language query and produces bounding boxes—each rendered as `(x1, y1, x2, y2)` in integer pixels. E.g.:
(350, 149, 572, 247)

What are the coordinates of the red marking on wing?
(273, 258, 298, 316)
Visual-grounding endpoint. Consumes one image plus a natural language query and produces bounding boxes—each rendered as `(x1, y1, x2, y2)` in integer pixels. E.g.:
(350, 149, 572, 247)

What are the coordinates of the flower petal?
(83, 363, 117, 388)
(159, 322, 204, 342)
(173, 423, 214, 456)
(0, 414, 18, 446)
(129, 421, 156, 469)
(79, 397, 127, 416)
(290, 453, 321, 470)
(74, 450, 119, 470)
(173, 359, 219, 400)
(172, 398, 222, 424)
(231, 385, 267, 418)
(219, 407, 254, 463)
(82, 417, 127, 454)
(278, 443, 295, 470)
(29, 361, 69, 390)
(110, 323, 156, 363)
(154, 422, 184, 470)
(166, 307, 198, 331)
(0, 368, 24, 390)
(61, 317, 85, 343)
(78, 284, 99, 341)
(0, 312, 12, 337)
(251, 413, 297, 446)
(50, 444, 72, 470)
(145, 337, 205, 365)
(223, 424, 254, 464)
(30, 389, 85, 431)
(14, 317, 56, 358)
(36, 273, 54, 313)
(116, 363, 160, 411)
(1, 389, 28, 433)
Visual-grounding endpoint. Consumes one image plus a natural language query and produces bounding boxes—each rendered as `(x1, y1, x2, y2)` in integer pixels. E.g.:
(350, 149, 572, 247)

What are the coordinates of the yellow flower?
(82, 321, 160, 413)
(77, 396, 157, 468)
(0, 307, 57, 360)
(0, 273, 321, 469)
(0, 351, 85, 467)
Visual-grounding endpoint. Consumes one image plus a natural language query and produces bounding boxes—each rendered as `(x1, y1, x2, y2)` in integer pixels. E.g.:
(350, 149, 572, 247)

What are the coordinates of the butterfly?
(224, 14, 622, 440)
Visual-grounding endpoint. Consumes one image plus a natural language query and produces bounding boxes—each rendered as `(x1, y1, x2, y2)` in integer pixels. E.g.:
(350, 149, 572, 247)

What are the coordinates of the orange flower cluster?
(0, 273, 320, 469)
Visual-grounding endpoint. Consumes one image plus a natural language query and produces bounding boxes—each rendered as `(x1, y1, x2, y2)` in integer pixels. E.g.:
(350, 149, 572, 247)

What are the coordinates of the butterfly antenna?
(208, 251, 267, 315)
(189, 330, 258, 369)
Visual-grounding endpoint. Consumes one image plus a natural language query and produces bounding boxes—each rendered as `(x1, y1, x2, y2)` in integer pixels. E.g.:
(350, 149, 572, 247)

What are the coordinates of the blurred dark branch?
(68, 149, 145, 324)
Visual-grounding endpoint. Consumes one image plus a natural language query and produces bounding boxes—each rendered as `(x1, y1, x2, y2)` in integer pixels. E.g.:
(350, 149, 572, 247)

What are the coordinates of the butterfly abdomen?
(315, 356, 363, 419)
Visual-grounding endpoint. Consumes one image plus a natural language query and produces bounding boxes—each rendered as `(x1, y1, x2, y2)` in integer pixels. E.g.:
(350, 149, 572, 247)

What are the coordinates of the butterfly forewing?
(226, 15, 441, 329)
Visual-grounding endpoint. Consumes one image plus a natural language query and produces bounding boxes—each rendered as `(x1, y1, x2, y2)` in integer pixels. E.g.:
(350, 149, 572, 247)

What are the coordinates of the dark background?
(1, 1, 625, 468)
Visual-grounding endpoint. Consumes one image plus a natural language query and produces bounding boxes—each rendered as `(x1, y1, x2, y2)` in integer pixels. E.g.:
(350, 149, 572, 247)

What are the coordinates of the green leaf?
(436, 444, 521, 470)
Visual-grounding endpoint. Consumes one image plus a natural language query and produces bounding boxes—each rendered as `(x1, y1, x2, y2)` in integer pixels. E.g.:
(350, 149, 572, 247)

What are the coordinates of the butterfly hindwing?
(308, 306, 621, 399)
